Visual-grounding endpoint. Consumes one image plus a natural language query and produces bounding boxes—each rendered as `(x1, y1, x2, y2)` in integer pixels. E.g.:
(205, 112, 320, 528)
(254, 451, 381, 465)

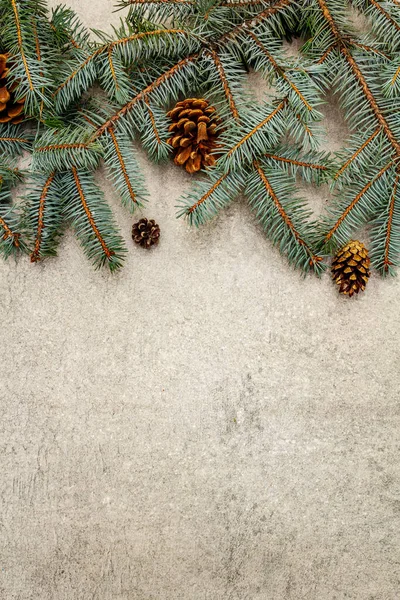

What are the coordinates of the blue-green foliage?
(0, 0, 399, 277)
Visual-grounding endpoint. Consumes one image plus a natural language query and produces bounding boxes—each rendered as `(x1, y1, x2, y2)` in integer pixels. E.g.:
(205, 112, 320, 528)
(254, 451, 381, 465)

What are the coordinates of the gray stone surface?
(1, 3, 400, 599)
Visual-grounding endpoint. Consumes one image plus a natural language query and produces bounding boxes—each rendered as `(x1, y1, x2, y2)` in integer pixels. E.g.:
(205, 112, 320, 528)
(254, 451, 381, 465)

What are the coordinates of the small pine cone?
(132, 218, 160, 248)
(167, 97, 220, 174)
(0, 54, 25, 125)
(332, 240, 370, 297)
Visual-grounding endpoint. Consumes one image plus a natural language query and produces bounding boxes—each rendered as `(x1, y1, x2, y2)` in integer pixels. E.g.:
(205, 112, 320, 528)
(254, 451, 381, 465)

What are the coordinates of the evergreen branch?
(107, 45, 119, 92)
(32, 126, 103, 172)
(334, 126, 381, 180)
(63, 167, 126, 270)
(0, 135, 28, 145)
(36, 142, 89, 152)
(26, 171, 63, 262)
(102, 126, 149, 211)
(0, 162, 22, 187)
(368, 0, 400, 32)
(32, 16, 41, 61)
(187, 173, 228, 215)
(263, 147, 334, 183)
(0, 188, 24, 257)
(253, 161, 319, 257)
(246, 32, 313, 111)
(30, 172, 54, 261)
(110, 28, 189, 50)
(251, 160, 324, 271)
(53, 47, 103, 98)
(383, 174, 399, 272)
(71, 166, 112, 259)
(316, 42, 338, 64)
(143, 95, 162, 145)
(223, 99, 287, 169)
(123, 0, 194, 4)
(0, 213, 20, 247)
(393, 65, 400, 86)
(340, 47, 400, 154)
(317, 0, 400, 155)
(324, 160, 394, 243)
(264, 154, 327, 170)
(91, 54, 199, 139)
(350, 40, 390, 58)
(221, 0, 274, 5)
(49, 5, 90, 51)
(11, 0, 34, 91)
(108, 126, 139, 206)
(381, 59, 400, 97)
(206, 50, 240, 120)
(176, 169, 245, 225)
(53, 28, 194, 106)
(0, 124, 32, 155)
(220, 0, 294, 42)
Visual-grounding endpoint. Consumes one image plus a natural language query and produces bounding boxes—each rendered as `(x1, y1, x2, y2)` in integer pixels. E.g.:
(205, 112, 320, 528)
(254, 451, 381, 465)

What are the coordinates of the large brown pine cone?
(332, 240, 370, 297)
(0, 54, 25, 125)
(167, 98, 220, 174)
(132, 218, 160, 248)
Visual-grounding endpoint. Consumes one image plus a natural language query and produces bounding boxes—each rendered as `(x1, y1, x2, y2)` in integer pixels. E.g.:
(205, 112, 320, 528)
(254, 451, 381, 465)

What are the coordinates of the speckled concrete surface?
(1, 3, 400, 599)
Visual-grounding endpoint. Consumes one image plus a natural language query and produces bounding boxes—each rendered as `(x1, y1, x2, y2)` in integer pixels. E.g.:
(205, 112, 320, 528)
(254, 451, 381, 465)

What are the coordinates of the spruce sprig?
(0, 0, 399, 280)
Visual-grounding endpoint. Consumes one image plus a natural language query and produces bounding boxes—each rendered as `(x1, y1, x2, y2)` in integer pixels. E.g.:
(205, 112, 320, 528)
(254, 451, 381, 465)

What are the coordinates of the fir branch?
(49, 5, 90, 51)
(183, 172, 229, 220)
(123, 0, 194, 4)
(107, 127, 138, 208)
(316, 43, 338, 64)
(315, 0, 400, 155)
(32, 126, 103, 172)
(0, 211, 20, 253)
(334, 127, 381, 180)
(139, 96, 170, 159)
(220, 99, 288, 171)
(264, 154, 327, 170)
(30, 171, 54, 261)
(53, 28, 196, 109)
(176, 169, 245, 225)
(63, 167, 126, 271)
(246, 32, 313, 112)
(249, 160, 324, 272)
(0, 124, 32, 155)
(221, 0, 274, 5)
(71, 166, 112, 259)
(10, 0, 34, 91)
(206, 50, 240, 120)
(143, 95, 162, 145)
(91, 54, 199, 139)
(324, 160, 395, 245)
(105, 126, 149, 211)
(367, 0, 400, 32)
(0, 188, 24, 257)
(382, 60, 400, 97)
(25, 171, 63, 262)
(263, 148, 333, 183)
(340, 46, 400, 155)
(382, 174, 399, 273)
(219, 0, 295, 42)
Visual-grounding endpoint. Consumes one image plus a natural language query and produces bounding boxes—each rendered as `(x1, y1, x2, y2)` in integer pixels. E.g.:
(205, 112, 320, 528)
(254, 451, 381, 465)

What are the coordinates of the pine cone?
(0, 53, 25, 125)
(167, 98, 220, 174)
(332, 240, 370, 297)
(132, 218, 160, 248)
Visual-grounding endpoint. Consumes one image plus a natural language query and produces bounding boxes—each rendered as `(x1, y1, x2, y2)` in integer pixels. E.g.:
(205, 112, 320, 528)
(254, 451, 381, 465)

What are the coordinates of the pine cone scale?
(332, 240, 371, 297)
(132, 218, 160, 249)
(0, 53, 25, 125)
(167, 98, 220, 174)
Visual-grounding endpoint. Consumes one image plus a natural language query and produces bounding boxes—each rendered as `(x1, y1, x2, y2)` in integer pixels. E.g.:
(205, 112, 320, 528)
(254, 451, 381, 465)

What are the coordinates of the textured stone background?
(1, 3, 400, 599)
